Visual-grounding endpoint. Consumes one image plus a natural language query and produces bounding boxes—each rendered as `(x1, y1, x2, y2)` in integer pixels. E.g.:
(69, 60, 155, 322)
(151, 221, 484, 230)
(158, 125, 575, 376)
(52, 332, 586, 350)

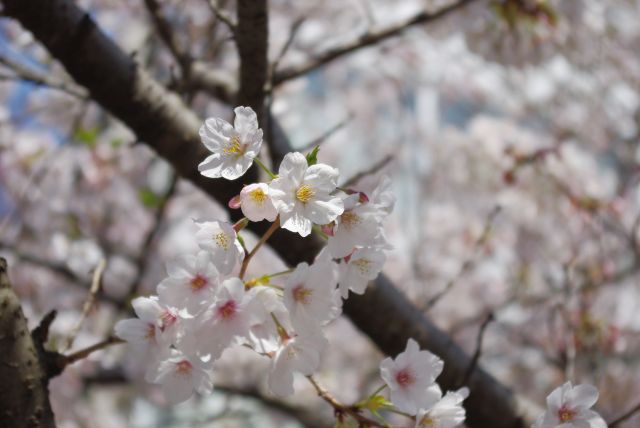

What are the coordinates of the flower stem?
(306, 375, 388, 427)
(63, 336, 124, 367)
(267, 268, 294, 278)
(254, 157, 277, 180)
(239, 216, 280, 279)
(368, 384, 387, 400)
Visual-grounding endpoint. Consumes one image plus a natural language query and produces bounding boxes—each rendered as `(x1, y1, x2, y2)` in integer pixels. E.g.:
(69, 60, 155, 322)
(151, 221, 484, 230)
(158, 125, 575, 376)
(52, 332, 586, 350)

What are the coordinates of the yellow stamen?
(352, 258, 371, 275)
(249, 187, 268, 204)
(341, 211, 360, 229)
(296, 184, 315, 203)
(223, 135, 244, 156)
(213, 232, 230, 250)
(418, 415, 435, 427)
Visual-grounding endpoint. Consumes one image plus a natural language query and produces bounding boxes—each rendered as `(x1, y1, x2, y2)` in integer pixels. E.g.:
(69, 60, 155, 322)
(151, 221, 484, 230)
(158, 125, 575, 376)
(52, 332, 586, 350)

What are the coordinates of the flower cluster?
(113, 106, 609, 428)
(115, 107, 395, 407)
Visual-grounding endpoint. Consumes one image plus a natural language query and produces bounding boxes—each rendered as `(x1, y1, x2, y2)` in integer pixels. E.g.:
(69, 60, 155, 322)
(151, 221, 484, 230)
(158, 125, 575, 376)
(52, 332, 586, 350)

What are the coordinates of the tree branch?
(273, 0, 477, 85)
(0, 258, 56, 428)
(236, 0, 268, 118)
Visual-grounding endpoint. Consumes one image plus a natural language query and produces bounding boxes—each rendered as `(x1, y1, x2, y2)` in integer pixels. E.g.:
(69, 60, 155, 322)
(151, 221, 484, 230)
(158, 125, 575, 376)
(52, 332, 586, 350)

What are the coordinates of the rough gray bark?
(0, 258, 55, 428)
(0, 0, 538, 426)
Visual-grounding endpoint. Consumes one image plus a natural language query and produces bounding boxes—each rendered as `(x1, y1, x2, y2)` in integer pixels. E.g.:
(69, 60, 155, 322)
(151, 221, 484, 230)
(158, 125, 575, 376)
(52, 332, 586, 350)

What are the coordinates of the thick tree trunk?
(0, 258, 56, 428)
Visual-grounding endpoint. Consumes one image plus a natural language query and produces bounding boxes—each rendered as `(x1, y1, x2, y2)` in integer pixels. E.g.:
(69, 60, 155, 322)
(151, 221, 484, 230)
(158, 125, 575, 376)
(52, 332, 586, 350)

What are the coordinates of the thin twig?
(341, 154, 394, 188)
(306, 375, 387, 427)
(270, 17, 306, 79)
(239, 216, 280, 279)
(63, 336, 124, 367)
(144, 0, 191, 68)
(609, 400, 640, 428)
(207, 0, 237, 32)
(0, 242, 121, 305)
(459, 312, 494, 387)
(63, 258, 107, 352)
(423, 205, 502, 310)
(126, 173, 178, 301)
(273, 0, 477, 85)
(299, 113, 353, 153)
(0, 55, 87, 98)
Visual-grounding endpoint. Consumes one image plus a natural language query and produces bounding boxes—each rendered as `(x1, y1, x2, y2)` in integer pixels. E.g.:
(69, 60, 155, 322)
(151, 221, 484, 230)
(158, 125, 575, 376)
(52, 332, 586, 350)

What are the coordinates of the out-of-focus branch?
(0, 54, 88, 98)
(298, 113, 353, 153)
(273, 0, 477, 85)
(0, 241, 121, 305)
(269, 17, 306, 81)
(63, 259, 107, 351)
(459, 312, 494, 388)
(609, 400, 640, 428)
(0, 258, 56, 428)
(143, 0, 190, 69)
(423, 205, 501, 310)
(341, 154, 394, 188)
(207, 0, 237, 33)
(126, 173, 178, 300)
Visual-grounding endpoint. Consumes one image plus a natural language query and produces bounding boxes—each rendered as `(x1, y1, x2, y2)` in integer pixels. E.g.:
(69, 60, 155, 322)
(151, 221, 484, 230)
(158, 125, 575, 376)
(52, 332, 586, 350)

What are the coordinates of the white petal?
(278, 152, 308, 184)
(198, 153, 224, 178)
(234, 106, 259, 134)
(567, 384, 599, 409)
(304, 164, 339, 192)
(280, 209, 312, 237)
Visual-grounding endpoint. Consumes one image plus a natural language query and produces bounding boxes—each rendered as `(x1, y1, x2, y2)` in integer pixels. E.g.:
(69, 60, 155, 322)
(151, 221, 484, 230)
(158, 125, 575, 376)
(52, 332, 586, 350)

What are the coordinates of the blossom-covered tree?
(0, 0, 639, 427)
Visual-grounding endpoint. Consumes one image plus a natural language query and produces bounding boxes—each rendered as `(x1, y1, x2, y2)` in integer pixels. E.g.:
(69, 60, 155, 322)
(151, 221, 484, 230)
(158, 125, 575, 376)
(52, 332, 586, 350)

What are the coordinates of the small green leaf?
(74, 127, 99, 148)
(138, 187, 163, 208)
(357, 395, 393, 419)
(305, 146, 320, 166)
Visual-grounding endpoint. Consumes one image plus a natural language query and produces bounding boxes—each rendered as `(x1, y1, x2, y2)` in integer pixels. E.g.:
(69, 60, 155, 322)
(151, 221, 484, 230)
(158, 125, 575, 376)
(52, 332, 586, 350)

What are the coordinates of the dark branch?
(0, 258, 56, 428)
(273, 0, 477, 85)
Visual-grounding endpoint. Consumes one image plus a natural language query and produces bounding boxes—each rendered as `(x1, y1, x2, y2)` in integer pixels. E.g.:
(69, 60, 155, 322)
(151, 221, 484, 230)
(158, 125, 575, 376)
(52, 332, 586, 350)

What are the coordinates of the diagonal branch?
(273, 0, 478, 85)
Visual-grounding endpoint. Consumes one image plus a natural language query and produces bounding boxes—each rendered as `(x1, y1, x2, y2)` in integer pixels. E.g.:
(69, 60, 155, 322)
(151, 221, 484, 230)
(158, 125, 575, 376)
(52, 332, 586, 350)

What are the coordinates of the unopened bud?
(228, 195, 241, 209)
(321, 223, 335, 236)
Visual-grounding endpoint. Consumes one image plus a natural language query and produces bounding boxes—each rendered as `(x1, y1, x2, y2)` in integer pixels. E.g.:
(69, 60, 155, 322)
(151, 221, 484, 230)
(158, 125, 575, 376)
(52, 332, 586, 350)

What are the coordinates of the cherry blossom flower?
(240, 182, 278, 222)
(338, 247, 386, 298)
(157, 251, 220, 314)
(415, 388, 469, 428)
(380, 338, 444, 415)
(189, 277, 263, 358)
(267, 331, 328, 396)
(269, 152, 344, 237)
(151, 349, 214, 405)
(198, 106, 263, 180)
(114, 296, 180, 350)
(327, 194, 381, 258)
(194, 220, 244, 275)
(247, 286, 293, 354)
(532, 382, 607, 428)
(283, 260, 342, 331)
